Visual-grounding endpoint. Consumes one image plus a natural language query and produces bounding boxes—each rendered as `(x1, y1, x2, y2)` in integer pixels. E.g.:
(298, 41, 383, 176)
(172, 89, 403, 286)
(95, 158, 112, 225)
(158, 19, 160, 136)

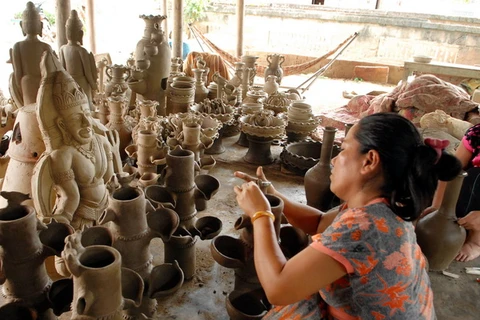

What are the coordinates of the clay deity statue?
(10, 1, 53, 107)
(33, 51, 119, 230)
(59, 10, 98, 111)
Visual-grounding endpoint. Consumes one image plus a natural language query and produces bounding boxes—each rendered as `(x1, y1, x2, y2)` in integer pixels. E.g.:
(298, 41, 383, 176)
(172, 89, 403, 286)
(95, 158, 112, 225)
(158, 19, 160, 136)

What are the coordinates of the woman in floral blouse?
(234, 112, 461, 319)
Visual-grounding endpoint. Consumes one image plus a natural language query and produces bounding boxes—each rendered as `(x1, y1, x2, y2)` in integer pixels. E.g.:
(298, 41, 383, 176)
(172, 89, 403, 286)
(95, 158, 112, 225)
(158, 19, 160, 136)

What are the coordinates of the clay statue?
(32, 50, 120, 230)
(59, 10, 98, 111)
(10, 1, 53, 107)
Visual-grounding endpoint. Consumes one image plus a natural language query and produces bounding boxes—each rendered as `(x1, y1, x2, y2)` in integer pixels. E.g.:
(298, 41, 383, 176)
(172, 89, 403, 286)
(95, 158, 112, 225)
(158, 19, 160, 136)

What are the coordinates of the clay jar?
(288, 101, 313, 121)
(105, 64, 131, 97)
(192, 68, 209, 103)
(263, 75, 279, 96)
(167, 77, 195, 115)
(415, 171, 468, 271)
(304, 126, 337, 211)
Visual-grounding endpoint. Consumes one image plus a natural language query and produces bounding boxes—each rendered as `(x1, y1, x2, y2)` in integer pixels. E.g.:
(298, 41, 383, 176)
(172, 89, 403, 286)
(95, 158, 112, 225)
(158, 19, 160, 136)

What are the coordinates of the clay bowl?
(226, 290, 269, 320)
(280, 140, 340, 175)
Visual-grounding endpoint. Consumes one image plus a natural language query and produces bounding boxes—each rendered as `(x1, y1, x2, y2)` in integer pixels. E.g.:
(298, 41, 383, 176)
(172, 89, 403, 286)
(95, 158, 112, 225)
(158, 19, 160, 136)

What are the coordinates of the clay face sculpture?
(10, 1, 53, 107)
(59, 10, 98, 111)
(33, 50, 117, 230)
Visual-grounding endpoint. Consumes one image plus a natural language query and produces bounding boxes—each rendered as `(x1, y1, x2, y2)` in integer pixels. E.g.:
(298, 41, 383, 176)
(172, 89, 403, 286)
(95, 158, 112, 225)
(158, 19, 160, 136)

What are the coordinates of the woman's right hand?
(234, 166, 275, 194)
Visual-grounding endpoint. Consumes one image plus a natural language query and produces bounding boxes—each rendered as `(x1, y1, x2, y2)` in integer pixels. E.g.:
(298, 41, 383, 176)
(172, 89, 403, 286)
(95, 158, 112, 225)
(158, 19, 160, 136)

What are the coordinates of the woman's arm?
(234, 182, 347, 305)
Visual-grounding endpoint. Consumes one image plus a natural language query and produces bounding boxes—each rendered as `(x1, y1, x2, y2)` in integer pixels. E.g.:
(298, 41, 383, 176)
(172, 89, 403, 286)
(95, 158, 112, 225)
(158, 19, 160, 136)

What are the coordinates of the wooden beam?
(55, 0, 71, 52)
(236, 0, 245, 58)
(172, 0, 183, 59)
(85, 0, 96, 54)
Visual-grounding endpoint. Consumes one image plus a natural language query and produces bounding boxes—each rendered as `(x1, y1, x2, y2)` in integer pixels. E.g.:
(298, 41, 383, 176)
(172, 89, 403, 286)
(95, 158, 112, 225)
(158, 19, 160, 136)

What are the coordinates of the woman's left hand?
(233, 181, 271, 217)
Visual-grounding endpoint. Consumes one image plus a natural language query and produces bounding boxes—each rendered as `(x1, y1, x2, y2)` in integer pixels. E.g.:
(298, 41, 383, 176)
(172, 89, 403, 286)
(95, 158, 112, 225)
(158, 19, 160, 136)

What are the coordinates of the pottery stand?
(144, 146, 222, 280)
(0, 192, 73, 320)
(211, 194, 308, 318)
(239, 110, 286, 165)
(100, 173, 184, 319)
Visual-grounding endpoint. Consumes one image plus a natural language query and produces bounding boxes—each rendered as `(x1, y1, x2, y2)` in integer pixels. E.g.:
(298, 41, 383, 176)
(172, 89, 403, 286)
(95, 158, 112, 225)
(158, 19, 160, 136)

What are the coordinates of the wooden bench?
(403, 60, 480, 82)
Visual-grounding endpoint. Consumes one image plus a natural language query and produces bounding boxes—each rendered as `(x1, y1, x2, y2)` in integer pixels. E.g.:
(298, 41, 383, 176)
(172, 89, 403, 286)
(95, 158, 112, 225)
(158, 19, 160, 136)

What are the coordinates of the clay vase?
(125, 130, 168, 176)
(192, 68, 209, 103)
(105, 64, 131, 97)
(264, 54, 285, 85)
(62, 232, 144, 320)
(263, 75, 279, 96)
(304, 126, 337, 211)
(106, 96, 132, 161)
(241, 55, 259, 86)
(129, 15, 171, 115)
(415, 171, 468, 271)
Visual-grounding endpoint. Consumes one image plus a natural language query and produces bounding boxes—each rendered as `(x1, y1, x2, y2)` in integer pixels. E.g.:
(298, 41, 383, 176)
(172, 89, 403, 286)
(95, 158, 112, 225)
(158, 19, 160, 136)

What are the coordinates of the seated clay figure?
(10, 1, 53, 107)
(59, 10, 98, 111)
(33, 51, 119, 230)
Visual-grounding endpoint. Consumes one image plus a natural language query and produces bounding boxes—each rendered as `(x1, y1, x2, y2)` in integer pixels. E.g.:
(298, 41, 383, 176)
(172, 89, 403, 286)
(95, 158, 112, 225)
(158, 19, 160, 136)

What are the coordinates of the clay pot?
(194, 174, 220, 212)
(415, 171, 468, 271)
(226, 290, 270, 320)
(263, 75, 279, 95)
(167, 81, 195, 115)
(304, 126, 337, 211)
(192, 69, 209, 103)
(105, 64, 131, 97)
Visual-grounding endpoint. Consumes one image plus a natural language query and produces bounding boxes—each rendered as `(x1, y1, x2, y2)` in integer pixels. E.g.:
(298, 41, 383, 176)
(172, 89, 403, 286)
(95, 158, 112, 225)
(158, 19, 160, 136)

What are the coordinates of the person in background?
(168, 31, 191, 61)
(234, 112, 461, 319)
(424, 123, 480, 262)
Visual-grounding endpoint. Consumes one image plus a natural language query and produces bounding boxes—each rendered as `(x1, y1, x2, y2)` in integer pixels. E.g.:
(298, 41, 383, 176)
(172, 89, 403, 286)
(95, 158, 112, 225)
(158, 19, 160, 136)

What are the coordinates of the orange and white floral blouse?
(311, 198, 436, 320)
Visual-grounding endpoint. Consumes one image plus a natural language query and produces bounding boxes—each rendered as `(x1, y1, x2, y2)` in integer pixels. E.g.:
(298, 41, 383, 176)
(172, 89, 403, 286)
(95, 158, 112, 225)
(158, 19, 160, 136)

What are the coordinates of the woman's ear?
(361, 149, 382, 176)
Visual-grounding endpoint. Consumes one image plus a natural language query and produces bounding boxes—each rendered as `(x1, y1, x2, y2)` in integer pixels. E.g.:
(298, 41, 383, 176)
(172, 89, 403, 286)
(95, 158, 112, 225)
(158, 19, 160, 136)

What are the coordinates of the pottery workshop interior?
(0, 0, 480, 319)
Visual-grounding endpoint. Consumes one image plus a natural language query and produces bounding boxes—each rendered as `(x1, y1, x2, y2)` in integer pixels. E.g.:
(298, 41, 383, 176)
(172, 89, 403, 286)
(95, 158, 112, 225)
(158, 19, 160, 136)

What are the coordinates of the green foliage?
(44, 11, 55, 26)
(184, 0, 211, 24)
(354, 77, 363, 82)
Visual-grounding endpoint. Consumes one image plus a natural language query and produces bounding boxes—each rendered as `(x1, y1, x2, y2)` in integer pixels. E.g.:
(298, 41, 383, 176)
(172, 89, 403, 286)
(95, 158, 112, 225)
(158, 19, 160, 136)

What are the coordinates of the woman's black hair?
(355, 112, 462, 221)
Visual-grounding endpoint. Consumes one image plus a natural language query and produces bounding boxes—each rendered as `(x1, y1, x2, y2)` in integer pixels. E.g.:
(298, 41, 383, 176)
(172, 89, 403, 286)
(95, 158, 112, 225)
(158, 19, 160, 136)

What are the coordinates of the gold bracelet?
(251, 210, 275, 223)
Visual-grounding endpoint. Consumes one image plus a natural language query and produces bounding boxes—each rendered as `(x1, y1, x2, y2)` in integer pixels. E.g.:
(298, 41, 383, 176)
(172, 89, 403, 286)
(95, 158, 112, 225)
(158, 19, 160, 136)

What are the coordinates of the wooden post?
(236, 0, 245, 58)
(85, 0, 96, 54)
(163, 0, 168, 39)
(172, 0, 183, 59)
(55, 0, 71, 52)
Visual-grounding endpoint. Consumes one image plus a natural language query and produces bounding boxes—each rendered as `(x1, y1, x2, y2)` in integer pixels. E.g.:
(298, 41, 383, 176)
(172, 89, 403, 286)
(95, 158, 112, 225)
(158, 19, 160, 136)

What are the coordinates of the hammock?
(189, 25, 357, 76)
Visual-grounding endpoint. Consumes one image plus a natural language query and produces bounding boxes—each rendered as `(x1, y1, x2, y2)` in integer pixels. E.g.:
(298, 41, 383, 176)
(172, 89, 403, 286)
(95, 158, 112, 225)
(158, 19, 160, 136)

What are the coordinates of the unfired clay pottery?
(106, 96, 132, 161)
(304, 126, 337, 211)
(193, 68, 209, 103)
(105, 64, 131, 97)
(211, 194, 308, 318)
(286, 102, 320, 142)
(59, 10, 98, 111)
(263, 91, 291, 115)
(125, 130, 168, 175)
(191, 99, 235, 154)
(0, 104, 45, 209)
(146, 146, 222, 279)
(264, 54, 285, 85)
(239, 110, 286, 165)
(415, 171, 468, 271)
(228, 62, 245, 88)
(129, 15, 171, 115)
(241, 55, 259, 87)
(62, 231, 144, 320)
(10, 2, 53, 107)
(236, 103, 264, 147)
(263, 75, 279, 96)
(0, 191, 74, 320)
(167, 79, 195, 115)
(100, 173, 184, 319)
